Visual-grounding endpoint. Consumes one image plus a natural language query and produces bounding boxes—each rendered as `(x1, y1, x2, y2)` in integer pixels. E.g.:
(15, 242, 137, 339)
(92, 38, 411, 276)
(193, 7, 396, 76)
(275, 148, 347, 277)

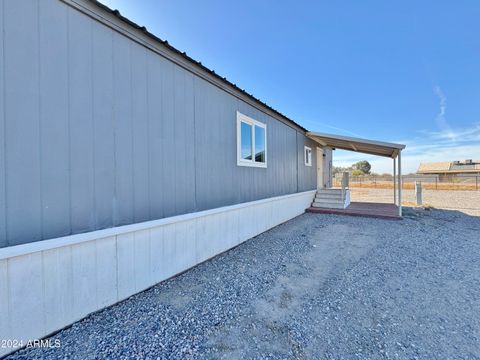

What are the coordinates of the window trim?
(237, 111, 267, 168)
(304, 146, 312, 166)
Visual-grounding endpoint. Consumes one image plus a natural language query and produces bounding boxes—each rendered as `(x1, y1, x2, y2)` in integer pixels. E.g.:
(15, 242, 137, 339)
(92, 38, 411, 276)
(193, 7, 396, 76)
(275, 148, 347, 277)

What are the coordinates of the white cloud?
(333, 86, 480, 174)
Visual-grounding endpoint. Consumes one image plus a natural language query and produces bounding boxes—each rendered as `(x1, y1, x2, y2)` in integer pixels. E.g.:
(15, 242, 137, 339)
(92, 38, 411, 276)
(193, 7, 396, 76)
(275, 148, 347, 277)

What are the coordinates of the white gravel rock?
(7, 207, 480, 359)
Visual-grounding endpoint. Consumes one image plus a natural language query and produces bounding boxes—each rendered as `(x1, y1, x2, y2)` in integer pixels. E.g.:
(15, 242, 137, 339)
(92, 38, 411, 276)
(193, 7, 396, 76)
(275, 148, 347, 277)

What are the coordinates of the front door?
(317, 147, 324, 189)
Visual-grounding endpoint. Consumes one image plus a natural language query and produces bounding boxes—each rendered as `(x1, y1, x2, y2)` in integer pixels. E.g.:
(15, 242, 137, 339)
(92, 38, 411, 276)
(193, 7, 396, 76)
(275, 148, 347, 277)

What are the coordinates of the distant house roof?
(417, 160, 480, 174)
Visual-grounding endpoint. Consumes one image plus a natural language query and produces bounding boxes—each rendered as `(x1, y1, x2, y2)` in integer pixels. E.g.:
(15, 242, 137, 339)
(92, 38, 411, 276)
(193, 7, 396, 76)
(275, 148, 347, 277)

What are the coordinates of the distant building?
(417, 159, 480, 178)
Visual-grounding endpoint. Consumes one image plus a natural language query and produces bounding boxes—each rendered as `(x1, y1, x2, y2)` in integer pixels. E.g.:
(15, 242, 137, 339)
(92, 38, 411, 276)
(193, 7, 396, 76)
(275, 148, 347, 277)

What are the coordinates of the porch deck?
(306, 201, 401, 220)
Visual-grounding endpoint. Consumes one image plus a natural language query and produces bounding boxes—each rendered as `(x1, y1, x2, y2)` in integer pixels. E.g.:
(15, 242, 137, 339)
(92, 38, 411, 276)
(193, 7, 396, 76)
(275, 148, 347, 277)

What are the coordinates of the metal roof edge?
(306, 131, 406, 150)
(63, 0, 308, 133)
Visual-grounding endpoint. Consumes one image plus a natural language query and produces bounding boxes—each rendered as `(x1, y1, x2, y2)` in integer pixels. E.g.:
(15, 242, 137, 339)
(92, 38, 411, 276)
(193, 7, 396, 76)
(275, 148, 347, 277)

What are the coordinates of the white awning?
(307, 131, 405, 158)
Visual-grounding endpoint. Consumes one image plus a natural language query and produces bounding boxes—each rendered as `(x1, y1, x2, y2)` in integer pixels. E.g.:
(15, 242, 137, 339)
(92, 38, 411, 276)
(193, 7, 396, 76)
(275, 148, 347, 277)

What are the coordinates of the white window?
(304, 146, 312, 166)
(237, 112, 267, 168)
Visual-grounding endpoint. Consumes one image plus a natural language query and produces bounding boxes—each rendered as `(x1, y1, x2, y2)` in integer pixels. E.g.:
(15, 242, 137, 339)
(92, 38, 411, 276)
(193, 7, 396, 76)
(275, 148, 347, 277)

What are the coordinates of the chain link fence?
(333, 174, 480, 191)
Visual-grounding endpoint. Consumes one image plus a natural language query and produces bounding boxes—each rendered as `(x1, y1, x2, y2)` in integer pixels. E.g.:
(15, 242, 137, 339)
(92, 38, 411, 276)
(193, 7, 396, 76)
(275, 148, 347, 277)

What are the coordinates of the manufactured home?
(417, 160, 480, 178)
(0, 0, 404, 355)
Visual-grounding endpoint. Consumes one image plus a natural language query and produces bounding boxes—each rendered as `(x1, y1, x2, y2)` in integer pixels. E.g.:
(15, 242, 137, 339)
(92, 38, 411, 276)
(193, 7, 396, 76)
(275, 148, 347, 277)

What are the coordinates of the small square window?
(237, 112, 267, 168)
(304, 146, 312, 166)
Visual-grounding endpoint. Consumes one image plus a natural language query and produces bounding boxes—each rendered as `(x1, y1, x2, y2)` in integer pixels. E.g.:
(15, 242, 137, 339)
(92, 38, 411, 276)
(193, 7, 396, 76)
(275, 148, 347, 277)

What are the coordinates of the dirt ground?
(350, 188, 480, 216)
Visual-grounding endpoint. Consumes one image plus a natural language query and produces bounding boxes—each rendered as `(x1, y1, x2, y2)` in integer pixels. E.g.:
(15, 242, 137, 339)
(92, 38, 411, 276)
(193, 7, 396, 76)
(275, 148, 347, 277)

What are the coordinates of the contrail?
(433, 85, 454, 140)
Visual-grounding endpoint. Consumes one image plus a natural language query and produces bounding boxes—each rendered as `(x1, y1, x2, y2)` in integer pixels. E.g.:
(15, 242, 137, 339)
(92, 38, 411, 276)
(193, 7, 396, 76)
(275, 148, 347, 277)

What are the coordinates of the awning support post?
(393, 157, 397, 205)
(398, 151, 402, 216)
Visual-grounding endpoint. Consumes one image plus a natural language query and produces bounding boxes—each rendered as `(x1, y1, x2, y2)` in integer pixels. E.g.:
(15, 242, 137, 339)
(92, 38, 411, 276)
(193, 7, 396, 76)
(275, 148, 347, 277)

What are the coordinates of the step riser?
(315, 194, 343, 200)
(315, 198, 343, 203)
(312, 202, 346, 209)
(313, 198, 344, 202)
(316, 190, 343, 194)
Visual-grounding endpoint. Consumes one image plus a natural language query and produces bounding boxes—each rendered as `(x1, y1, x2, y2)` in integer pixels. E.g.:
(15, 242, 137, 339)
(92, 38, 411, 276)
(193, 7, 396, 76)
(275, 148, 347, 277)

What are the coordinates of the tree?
(353, 160, 371, 175)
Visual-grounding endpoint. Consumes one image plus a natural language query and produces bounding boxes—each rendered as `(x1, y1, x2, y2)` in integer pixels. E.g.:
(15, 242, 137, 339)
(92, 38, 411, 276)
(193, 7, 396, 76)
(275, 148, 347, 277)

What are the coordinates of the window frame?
(237, 111, 267, 168)
(304, 146, 312, 166)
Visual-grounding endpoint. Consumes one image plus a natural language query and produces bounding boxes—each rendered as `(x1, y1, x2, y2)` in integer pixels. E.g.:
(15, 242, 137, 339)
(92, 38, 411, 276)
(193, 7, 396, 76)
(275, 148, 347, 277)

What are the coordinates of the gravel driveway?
(7, 208, 480, 359)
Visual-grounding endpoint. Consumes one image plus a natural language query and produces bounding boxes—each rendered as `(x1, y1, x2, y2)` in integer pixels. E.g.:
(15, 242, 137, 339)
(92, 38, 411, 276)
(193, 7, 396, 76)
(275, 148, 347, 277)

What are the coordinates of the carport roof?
(307, 132, 406, 158)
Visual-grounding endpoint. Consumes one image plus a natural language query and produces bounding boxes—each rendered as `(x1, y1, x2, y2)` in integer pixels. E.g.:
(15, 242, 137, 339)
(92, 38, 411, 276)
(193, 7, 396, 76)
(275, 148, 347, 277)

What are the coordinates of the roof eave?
(307, 131, 406, 158)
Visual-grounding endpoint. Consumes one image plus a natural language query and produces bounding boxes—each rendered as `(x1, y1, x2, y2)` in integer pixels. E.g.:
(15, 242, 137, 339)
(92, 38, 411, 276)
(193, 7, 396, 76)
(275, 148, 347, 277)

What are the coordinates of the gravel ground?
(7, 208, 480, 359)
(351, 188, 480, 216)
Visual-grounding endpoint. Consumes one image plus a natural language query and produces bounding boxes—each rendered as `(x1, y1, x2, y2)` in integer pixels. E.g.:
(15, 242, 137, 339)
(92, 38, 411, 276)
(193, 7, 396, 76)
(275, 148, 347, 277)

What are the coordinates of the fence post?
(415, 181, 423, 206)
(435, 177, 438, 190)
(476, 176, 478, 191)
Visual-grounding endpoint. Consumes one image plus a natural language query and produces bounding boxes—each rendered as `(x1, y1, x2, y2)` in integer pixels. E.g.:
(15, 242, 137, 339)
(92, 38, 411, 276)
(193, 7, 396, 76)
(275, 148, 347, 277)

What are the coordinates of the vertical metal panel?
(113, 33, 134, 226)
(219, 88, 236, 206)
(131, 42, 150, 223)
(4, 0, 41, 245)
(297, 132, 304, 190)
(173, 66, 196, 214)
(0, 1, 5, 248)
(39, 0, 70, 240)
(161, 60, 176, 217)
(184, 72, 196, 212)
(193, 77, 206, 209)
(146, 53, 163, 219)
(92, 22, 115, 230)
(68, 8, 95, 234)
(173, 67, 185, 213)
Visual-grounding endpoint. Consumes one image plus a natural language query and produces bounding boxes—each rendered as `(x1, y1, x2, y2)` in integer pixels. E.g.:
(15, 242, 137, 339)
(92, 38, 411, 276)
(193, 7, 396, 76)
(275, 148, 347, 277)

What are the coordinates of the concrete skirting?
(0, 190, 315, 357)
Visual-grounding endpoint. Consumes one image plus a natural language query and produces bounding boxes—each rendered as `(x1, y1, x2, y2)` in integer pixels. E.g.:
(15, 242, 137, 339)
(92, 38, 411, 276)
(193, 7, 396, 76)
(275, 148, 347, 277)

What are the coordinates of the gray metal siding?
(0, 0, 317, 248)
(40, 0, 71, 241)
(0, 0, 5, 248)
(93, 21, 115, 230)
(297, 134, 318, 192)
(4, 0, 42, 245)
(131, 40, 150, 223)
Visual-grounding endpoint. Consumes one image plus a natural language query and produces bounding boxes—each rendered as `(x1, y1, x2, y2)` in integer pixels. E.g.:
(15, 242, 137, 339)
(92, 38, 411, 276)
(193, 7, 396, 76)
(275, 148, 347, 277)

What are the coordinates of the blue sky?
(101, 0, 480, 174)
